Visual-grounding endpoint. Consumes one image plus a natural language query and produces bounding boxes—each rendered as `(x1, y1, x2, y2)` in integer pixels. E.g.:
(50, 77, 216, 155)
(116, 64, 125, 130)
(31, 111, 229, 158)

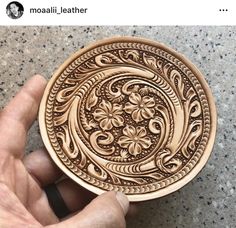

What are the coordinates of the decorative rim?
(39, 37, 217, 201)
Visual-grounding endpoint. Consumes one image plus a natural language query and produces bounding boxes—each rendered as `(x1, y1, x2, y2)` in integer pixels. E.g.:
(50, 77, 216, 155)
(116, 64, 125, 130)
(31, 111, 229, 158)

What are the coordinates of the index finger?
(0, 75, 47, 157)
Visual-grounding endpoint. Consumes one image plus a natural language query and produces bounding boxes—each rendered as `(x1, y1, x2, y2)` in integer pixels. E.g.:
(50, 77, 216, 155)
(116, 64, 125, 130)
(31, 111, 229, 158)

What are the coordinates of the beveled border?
(39, 37, 217, 202)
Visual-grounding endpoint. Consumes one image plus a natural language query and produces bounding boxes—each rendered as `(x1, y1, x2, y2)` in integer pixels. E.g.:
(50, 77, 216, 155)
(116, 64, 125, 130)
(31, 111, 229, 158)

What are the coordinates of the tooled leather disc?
(39, 37, 217, 201)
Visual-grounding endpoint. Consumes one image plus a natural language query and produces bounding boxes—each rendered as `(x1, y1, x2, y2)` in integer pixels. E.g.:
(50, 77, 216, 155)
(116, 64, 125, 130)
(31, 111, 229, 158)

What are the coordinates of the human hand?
(0, 75, 129, 228)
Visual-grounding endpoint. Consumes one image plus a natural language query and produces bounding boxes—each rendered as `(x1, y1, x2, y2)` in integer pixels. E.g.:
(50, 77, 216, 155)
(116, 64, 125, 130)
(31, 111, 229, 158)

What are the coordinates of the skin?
(0, 75, 131, 228)
(10, 3, 19, 16)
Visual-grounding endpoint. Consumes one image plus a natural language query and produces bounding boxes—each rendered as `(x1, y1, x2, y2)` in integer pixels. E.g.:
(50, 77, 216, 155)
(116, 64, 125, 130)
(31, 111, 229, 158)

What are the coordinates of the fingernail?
(115, 191, 129, 215)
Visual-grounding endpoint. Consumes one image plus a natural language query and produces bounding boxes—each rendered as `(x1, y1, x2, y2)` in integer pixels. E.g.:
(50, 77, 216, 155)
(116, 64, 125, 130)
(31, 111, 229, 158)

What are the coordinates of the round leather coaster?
(39, 37, 217, 201)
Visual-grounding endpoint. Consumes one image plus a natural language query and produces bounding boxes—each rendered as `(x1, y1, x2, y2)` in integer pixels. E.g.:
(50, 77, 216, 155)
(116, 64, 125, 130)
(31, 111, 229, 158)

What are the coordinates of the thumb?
(49, 191, 129, 228)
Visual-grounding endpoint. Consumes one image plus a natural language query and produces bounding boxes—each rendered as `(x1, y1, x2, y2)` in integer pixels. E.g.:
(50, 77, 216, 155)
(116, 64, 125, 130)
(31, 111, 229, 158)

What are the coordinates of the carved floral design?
(124, 93, 156, 123)
(117, 125, 152, 156)
(44, 40, 212, 197)
(93, 100, 124, 130)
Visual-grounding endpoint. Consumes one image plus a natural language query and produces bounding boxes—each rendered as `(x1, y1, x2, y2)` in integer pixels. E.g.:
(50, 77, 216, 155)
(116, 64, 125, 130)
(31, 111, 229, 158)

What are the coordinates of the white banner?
(0, 0, 235, 25)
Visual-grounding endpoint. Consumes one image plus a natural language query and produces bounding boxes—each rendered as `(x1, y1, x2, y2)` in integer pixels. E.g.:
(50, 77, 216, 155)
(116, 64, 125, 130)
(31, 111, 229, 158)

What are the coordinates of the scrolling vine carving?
(40, 38, 216, 201)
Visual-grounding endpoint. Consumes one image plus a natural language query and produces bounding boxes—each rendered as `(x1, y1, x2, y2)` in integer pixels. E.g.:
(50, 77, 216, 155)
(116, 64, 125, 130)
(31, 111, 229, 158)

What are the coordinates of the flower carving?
(124, 93, 155, 123)
(93, 100, 124, 131)
(117, 125, 152, 156)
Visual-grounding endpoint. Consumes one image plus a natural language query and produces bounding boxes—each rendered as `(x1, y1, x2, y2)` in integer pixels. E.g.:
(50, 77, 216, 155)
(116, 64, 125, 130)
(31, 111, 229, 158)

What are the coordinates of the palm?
(0, 75, 129, 228)
(1, 155, 58, 226)
(0, 75, 65, 226)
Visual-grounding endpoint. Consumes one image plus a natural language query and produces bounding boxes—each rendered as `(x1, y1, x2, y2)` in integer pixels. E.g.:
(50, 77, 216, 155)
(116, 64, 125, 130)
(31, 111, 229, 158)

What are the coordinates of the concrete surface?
(0, 26, 235, 228)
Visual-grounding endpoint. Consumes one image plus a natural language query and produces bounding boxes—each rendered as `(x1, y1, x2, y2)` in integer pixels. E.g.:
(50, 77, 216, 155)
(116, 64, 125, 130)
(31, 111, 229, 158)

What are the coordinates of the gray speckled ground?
(0, 26, 235, 228)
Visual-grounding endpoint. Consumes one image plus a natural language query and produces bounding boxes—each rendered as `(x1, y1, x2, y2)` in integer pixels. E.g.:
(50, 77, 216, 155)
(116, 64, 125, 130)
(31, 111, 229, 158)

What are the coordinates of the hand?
(0, 75, 129, 228)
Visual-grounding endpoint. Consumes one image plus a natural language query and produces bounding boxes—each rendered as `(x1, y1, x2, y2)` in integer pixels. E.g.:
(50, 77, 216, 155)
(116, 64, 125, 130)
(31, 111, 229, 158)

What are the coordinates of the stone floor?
(0, 26, 235, 228)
